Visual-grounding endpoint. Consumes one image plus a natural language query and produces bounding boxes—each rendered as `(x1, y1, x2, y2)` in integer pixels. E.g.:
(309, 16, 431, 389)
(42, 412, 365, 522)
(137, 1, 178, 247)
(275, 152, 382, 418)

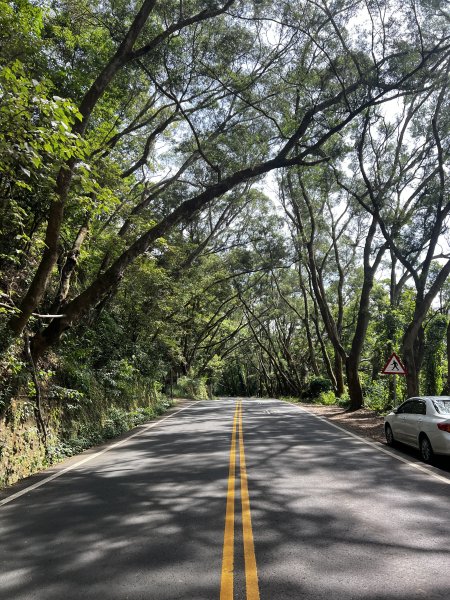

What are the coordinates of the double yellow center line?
(220, 401, 260, 600)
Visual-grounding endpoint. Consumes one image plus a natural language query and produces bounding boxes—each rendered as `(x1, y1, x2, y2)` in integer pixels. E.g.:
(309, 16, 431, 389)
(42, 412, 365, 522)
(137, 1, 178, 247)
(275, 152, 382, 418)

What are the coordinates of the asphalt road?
(1, 398, 449, 600)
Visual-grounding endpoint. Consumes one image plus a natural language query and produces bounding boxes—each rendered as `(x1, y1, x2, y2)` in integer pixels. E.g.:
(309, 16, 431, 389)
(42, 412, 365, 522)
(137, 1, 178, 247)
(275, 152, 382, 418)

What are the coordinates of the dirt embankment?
(299, 404, 386, 444)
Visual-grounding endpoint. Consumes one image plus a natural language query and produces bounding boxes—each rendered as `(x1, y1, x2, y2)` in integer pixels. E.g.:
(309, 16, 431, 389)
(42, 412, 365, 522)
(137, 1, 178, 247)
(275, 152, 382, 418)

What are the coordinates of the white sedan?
(384, 396, 450, 463)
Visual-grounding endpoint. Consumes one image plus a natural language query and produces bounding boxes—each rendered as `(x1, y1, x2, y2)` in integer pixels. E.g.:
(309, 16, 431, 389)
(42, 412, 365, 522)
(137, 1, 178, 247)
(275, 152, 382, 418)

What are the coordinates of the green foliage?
(1, 0, 450, 488)
(0, 0, 44, 65)
(303, 377, 333, 399)
(363, 379, 392, 413)
(0, 60, 84, 188)
(422, 315, 447, 395)
(1, 368, 173, 488)
(336, 392, 350, 409)
(0, 56, 85, 276)
(315, 390, 337, 405)
(175, 374, 209, 400)
(47, 398, 172, 462)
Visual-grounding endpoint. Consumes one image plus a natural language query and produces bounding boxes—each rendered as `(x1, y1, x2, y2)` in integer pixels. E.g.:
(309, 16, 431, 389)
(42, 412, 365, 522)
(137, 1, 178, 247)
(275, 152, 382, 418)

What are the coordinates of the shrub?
(337, 392, 350, 409)
(102, 406, 130, 439)
(315, 390, 336, 405)
(303, 376, 333, 399)
(363, 379, 392, 413)
(175, 375, 209, 399)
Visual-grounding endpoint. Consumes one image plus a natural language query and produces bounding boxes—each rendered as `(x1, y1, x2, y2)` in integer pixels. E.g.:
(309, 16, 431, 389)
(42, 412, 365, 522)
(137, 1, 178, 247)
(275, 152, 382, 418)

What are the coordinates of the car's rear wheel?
(385, 424, 395, 446)
(419, 435, 434, 464)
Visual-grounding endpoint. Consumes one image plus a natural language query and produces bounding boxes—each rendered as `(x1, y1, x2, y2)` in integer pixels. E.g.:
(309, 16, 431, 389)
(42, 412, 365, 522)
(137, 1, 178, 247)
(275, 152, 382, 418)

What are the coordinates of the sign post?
(381, 352, 407, 407)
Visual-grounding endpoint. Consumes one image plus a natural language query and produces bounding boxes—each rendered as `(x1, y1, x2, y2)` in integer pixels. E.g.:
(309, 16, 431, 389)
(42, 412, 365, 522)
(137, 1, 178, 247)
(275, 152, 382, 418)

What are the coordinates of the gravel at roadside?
(296, 403, 386, 444)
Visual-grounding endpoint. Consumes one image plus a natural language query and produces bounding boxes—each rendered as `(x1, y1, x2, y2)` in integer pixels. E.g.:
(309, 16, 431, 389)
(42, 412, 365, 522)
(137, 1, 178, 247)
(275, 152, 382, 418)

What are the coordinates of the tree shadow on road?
(242, 402, 450, 600)
(0, 399, 449, 600)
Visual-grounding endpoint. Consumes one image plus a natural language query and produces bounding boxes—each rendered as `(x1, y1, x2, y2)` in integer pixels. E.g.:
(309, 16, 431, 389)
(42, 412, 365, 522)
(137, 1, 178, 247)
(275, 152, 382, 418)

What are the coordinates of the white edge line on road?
(0, 401, 199, 508)
(280, 400, 450, 486)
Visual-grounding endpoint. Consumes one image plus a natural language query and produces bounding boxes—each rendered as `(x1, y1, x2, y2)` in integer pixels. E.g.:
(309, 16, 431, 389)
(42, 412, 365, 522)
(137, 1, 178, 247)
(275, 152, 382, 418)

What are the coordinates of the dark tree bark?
(299, 266, 320, 376)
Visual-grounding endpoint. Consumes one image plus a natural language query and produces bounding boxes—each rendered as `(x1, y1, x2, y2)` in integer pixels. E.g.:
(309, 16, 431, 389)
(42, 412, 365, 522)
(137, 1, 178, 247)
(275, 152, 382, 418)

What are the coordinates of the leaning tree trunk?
(7, 169, 73, 336)
(310, 301, 337, 391)
(27, 155, 276, 361)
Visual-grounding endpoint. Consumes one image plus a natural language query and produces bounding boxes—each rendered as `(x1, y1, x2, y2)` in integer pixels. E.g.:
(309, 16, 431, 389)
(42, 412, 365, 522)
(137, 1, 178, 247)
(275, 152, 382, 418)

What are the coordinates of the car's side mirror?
(393, 408, 398, 414)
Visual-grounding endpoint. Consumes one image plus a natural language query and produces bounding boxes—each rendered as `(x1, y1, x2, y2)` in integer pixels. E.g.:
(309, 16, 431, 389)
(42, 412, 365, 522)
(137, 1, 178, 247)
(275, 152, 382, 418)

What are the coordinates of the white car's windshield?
(433, 400, 450, 414)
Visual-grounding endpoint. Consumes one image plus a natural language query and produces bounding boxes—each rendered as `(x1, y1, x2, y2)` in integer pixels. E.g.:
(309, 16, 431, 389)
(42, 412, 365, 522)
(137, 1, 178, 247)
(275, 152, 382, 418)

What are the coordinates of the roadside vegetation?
(1, 0, 450, 486)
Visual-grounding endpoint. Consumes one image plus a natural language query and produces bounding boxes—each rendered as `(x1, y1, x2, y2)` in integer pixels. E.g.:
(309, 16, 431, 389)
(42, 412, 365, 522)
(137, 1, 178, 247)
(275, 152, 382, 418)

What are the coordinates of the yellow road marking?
(238, 402, 260, 600)
(220, 401, 260, 600)
(220, 402, 240, 600)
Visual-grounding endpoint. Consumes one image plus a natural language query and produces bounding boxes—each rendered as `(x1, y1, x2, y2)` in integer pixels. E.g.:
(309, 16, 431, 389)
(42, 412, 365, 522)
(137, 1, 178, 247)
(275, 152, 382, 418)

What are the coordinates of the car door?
(393, 401, 414, 442)
(401, 399, 426, 447)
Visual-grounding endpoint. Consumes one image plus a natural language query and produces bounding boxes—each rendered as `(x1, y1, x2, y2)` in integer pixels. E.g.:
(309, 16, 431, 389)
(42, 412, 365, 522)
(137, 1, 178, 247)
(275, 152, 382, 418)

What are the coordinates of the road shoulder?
(294, 403, 385, 442)
(284, 399, 450, 484)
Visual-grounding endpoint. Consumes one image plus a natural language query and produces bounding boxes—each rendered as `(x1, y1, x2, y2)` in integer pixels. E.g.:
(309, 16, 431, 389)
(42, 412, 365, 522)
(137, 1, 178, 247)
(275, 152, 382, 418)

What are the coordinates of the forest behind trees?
(1, 0, 450, 485)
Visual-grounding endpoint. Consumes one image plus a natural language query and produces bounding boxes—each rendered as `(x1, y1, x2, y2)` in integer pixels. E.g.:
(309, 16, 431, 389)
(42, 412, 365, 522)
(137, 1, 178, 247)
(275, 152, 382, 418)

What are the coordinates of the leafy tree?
(350, 77, 450, 396)
(2, 0, 450, 451)
(422, 313, 447, 395)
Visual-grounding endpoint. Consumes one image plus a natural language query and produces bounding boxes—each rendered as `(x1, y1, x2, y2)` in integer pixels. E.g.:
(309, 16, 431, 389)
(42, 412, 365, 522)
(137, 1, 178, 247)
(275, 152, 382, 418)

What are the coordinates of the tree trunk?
(345, 223, 387, 410)
(402, 339, 420, 397)
(402, 316, 422, 397)
(402, 324, 425, 397)
(8, 169, 72, 335)
(50, 218, 90, 314)
(334, 352, 345, 397)
(346, 355, 364, 411)
(299, 265, 320, 376)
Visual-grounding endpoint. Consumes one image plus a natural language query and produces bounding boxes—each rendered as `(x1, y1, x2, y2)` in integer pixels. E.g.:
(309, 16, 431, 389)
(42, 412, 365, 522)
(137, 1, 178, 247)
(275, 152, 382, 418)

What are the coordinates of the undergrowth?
(0, 346, 174, 489)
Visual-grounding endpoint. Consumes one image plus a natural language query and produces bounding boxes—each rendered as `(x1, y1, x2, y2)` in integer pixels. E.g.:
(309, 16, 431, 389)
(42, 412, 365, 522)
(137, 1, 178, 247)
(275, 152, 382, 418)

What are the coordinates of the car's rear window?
(433, 400, 450, 414)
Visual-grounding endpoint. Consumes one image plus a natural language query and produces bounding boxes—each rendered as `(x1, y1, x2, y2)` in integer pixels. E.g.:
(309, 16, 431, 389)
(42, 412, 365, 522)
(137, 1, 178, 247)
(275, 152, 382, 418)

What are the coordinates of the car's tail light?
(437, 423, 450, 433)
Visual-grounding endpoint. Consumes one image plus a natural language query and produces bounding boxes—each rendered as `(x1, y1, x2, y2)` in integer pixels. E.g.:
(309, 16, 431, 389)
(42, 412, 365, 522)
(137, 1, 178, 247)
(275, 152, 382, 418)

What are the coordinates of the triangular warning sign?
(382, 352, 407, 375)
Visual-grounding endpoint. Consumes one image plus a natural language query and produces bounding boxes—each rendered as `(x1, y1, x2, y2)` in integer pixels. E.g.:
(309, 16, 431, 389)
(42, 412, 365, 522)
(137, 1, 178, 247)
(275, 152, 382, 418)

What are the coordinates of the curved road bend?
(0, 398, 449, 600)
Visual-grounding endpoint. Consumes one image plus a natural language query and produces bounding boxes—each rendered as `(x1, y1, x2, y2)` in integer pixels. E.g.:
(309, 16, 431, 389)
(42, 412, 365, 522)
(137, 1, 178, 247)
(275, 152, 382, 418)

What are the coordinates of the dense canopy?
(1, 0, 450, 483)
